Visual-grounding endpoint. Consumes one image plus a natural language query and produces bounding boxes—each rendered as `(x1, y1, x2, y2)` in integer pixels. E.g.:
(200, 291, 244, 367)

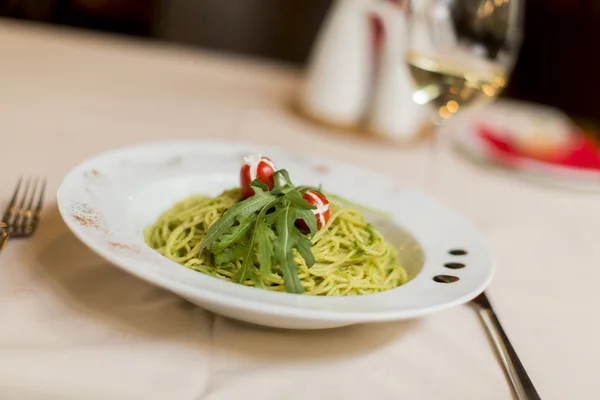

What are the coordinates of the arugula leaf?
(255, 223, 275, 278)
(264, 207, 284, 226)
(234, 199, 279, 284)
(250, 179, 269, 192)
(273, 169, 293, 190)
(274, 203, 302, 293)
(199, 191, 274, 253)
(273, 202, 315, 294)
(294, 231, 315, 267)
(200, 167, 324, 294)
(282, 189, 316, 210)
(251, 274, 266, 289)
(211, 214, 254, 254)
(295, 208, 317, 236)
(214, 243, 250, 266)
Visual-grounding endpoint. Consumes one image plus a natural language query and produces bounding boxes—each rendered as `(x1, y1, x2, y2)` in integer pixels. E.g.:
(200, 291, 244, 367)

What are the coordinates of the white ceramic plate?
(57, 141, 494, 329)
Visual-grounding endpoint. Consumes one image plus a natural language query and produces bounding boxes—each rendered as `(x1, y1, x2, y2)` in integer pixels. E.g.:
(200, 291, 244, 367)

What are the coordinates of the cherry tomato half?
(297, 190, 330, 231)
(240, 155, 277, 198)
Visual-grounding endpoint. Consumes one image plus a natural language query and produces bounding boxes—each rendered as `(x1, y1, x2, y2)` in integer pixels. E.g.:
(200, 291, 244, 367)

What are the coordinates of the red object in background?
(369, 1, 403, 71)
(477, 125, 600, 171)
(370, 14, 384, 68)
(556, 136, 600, 170)
(371, 16, 384, 47)
(476, 125, 522, 167)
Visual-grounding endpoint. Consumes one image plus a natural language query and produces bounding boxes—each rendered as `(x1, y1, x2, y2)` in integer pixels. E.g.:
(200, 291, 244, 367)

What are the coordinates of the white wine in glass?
(407, 52, 508, 122)
(405, 0, 523, 186)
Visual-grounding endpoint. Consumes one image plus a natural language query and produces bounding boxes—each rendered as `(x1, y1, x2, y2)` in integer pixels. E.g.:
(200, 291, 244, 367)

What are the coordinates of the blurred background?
(1, 0, 598, 127)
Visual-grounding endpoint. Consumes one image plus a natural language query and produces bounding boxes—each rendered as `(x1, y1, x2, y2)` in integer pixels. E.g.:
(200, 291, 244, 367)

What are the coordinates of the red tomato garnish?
(297, 190, 330, 231)
(240, 155, 277, 198)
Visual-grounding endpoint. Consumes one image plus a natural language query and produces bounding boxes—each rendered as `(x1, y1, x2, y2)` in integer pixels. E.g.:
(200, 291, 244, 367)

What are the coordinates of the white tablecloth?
(0, 19, 597, 400)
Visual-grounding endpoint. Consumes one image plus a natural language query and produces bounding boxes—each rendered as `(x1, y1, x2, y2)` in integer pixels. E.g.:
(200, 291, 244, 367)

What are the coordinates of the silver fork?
(0, 177, 46, 252)
(471, 291, 541, 400)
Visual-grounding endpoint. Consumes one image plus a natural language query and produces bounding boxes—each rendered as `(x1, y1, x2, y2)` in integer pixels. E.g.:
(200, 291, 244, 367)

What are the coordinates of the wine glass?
(404, 4, 540, 398)
(404, 0, 523, 188)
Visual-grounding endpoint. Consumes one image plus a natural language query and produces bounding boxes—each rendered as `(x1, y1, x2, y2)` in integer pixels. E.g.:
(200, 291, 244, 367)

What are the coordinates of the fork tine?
(19, 178, 46, 236)
(18, 178, 31, 210)
(14, 178, 31, 227)
(24, 178, 38, 214)
(35, 178, 46, 215)
(29, 178, 46, 233)
(2, 177, 22, 223)
(20, 178, 38, 231)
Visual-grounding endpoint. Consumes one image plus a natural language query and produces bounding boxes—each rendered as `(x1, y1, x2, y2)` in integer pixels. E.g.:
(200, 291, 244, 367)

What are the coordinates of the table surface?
(0, 18, 598, 400)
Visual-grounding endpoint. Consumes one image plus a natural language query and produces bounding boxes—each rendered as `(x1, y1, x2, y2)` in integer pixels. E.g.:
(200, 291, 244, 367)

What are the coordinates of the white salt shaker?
(299, 0, 428, 141)
(366, 3, 429, 142)
(299, 0, 380, 128)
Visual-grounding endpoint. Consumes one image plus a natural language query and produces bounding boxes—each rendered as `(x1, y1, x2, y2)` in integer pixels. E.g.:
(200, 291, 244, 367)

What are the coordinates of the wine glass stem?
(426, 120, 444, 195)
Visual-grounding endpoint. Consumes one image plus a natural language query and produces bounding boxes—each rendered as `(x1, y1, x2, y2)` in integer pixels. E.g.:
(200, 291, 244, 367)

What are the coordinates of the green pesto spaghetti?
(144, 187, 407, 296)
